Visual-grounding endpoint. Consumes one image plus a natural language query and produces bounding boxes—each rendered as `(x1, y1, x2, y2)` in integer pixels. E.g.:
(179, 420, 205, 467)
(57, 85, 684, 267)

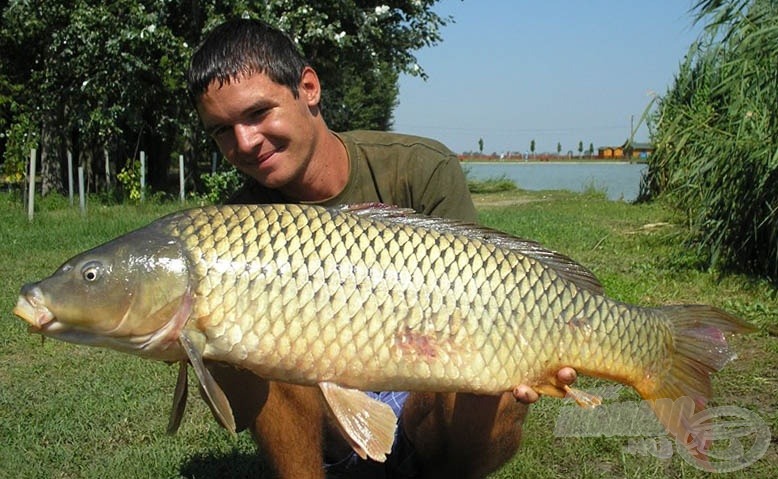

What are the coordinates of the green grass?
(1, 191, 776, 478)
(0, 194, 267, 478)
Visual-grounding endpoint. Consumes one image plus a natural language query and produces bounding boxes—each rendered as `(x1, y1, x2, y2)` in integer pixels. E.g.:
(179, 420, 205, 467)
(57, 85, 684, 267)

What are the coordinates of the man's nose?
(234, 124, 258, 153)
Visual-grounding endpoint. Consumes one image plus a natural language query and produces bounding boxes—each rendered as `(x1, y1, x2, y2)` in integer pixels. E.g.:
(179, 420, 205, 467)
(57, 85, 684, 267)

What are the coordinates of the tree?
(478, 137, 484, 154)
(578, 141, 583, 157)
(589, 142, 594, 157)
(1, 1, 450, 196)
(530, 139, 535, 158)
(556, 142, 562, 156)
(1, 1, 193, 194)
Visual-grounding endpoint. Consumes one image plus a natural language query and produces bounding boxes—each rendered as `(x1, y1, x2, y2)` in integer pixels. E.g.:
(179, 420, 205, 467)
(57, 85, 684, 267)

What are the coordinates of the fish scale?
(159, 204, 649, 393)
(13, 203, 754, 464)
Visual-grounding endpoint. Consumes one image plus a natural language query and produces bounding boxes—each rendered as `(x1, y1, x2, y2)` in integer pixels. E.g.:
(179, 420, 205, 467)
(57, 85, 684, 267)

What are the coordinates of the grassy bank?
(0, 191, 775, 478)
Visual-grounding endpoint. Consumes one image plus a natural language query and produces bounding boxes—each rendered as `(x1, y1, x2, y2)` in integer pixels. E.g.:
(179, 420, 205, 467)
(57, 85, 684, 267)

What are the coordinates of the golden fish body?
(175, 205, 660, 394)
(13, 203, 752, 463)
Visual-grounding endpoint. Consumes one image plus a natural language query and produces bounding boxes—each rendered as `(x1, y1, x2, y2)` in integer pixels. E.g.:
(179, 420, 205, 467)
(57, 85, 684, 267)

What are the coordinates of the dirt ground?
(472, 192, 548, 208)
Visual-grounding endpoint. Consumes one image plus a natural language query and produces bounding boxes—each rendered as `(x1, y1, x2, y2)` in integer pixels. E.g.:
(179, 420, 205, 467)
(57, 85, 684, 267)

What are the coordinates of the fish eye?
(81, 262, 102, 282)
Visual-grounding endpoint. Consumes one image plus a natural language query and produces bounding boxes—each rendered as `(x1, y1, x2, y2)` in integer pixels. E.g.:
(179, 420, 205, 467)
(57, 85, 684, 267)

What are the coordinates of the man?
(187, 18, 577, 478)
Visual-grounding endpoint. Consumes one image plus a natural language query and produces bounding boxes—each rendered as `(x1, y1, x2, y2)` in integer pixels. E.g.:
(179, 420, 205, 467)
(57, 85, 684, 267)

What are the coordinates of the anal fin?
(563, 385, 602, 409)
(318, 382, 396, 462)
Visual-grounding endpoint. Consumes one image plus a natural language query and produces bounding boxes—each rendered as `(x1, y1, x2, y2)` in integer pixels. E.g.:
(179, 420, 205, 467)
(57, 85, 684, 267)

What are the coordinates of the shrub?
(116, 160, 145, 202)
(643, 0, 778, 279)
(200, 169, 244, 204)
(467, 176, 517, 194)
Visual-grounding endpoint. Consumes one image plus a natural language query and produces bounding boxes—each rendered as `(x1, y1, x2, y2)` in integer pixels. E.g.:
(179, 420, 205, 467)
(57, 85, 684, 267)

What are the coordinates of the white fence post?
(67, 151, 74, 206)
(78, 166, 86, 216)
(104, 149, 111, 190)
(27, 149, 36, 221)
(140, 151, 146, 202)
(179, 154, 185, 203)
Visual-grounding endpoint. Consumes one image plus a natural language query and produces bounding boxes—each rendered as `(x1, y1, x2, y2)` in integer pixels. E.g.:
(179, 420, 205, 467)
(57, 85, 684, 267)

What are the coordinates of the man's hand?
(511, 367, 577, 404)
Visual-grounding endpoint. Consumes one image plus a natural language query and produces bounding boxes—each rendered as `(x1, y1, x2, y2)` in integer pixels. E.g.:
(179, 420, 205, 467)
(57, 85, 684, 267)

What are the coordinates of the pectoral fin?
(318, 382, 396, 462)
(166, 360, 189, 434)
(180, 331, 236, 434)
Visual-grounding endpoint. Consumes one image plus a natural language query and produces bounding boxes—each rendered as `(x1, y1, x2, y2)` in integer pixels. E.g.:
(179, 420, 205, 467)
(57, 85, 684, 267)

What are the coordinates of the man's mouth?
(256, 148, 282, 165)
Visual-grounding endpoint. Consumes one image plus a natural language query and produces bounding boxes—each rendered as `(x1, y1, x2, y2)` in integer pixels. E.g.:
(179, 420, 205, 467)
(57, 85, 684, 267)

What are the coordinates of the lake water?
(463, 161, 648, 202)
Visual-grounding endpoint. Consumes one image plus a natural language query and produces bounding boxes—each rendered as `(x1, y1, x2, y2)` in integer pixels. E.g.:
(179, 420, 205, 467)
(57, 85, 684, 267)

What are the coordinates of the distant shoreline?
(461, 160, 647, 201)
(460, 159, 646, 166)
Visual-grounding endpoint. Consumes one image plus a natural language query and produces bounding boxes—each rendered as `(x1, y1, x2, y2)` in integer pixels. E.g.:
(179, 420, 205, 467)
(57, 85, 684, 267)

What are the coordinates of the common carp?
(13, 203, 753, 462)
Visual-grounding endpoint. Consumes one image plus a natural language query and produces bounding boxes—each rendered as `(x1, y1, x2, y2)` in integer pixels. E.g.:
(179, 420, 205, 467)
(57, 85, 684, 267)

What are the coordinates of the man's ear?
(299, 66, 321, 106)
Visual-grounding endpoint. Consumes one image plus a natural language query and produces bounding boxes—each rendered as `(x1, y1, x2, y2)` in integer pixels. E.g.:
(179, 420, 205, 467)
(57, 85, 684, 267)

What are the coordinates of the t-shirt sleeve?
(418, 155, 479, 223)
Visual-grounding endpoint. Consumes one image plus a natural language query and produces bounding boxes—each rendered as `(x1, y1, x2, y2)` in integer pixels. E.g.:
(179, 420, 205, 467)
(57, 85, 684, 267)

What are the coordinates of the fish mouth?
(13, 285, 55, 331)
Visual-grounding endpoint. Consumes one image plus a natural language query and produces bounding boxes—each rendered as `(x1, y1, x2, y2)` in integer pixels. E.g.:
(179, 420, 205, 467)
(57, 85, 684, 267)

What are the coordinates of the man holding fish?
(187, 18, 578, 478)
(13, 13, 751, 479)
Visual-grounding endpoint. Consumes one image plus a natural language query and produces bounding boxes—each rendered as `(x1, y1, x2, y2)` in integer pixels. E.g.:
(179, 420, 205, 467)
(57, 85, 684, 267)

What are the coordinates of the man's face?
(196, 70, 320, 191)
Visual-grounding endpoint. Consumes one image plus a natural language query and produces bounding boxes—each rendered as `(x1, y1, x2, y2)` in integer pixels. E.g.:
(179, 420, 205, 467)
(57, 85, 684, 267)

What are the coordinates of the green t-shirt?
(227, 130, 478, 222)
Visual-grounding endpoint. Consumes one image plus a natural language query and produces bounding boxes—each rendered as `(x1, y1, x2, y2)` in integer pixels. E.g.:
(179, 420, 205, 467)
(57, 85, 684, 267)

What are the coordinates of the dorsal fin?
(337, 203, 603, 295)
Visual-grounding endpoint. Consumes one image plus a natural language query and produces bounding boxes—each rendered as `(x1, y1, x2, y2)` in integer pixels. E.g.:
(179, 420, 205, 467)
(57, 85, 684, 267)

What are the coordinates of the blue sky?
(392, 0, 703, 155)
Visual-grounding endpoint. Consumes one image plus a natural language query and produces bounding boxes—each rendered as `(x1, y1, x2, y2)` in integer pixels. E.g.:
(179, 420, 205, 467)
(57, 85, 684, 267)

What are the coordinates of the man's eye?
(249, 108, 269, 122)
(210, 126, 229, 138)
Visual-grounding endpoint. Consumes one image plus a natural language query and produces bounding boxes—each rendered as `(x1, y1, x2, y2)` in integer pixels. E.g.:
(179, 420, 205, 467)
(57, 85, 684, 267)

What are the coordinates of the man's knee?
(204, 363, 269, 432)
(205, 365, 330, 478)
(253, 383, 329, 478)
(400, 392, 527, 478)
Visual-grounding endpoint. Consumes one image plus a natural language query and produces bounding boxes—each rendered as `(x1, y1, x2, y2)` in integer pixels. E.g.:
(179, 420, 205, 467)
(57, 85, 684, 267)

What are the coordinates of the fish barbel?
(12, 203, 753, 463)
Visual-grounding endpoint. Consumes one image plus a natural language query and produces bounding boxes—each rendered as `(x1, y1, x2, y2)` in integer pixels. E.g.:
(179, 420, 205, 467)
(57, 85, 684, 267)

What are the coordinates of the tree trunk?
(39, 123, 64, 196)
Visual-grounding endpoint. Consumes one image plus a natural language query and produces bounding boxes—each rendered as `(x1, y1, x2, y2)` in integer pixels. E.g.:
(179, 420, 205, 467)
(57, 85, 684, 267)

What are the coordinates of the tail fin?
(636, 305, 755, 469)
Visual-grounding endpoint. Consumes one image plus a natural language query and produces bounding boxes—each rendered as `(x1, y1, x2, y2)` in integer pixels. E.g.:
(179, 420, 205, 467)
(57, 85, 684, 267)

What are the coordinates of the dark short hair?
(187, 18, 309, 101)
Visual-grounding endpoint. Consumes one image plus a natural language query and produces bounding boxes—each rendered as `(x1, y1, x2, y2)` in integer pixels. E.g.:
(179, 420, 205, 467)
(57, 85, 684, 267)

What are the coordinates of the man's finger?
(512, 385, 539, 404)
(558, 367, 578, 386)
